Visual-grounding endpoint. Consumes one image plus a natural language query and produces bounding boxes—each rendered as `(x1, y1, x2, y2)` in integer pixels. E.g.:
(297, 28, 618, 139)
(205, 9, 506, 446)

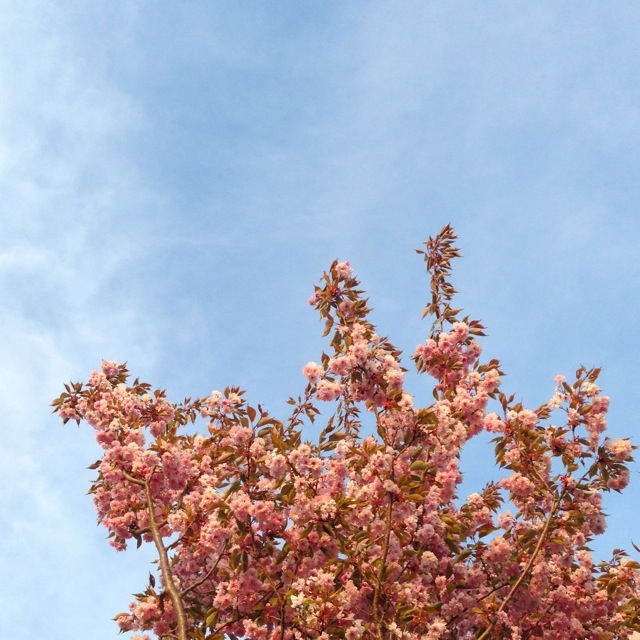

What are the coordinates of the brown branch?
(477, 498, 561, 640)
(372, 491, 394, 640)
(122, 470, 189, 640)
(180, 539, 228, 597)
(128, 519, 168, 536)
(247, 548, 287, 640)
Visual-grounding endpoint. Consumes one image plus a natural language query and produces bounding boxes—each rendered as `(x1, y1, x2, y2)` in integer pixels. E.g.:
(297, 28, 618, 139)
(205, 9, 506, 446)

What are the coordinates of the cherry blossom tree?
(54, 225, 640, 640)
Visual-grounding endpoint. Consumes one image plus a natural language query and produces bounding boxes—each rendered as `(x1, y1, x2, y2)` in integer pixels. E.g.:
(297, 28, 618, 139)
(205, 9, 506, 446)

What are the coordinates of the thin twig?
(180, 539, 228, 597)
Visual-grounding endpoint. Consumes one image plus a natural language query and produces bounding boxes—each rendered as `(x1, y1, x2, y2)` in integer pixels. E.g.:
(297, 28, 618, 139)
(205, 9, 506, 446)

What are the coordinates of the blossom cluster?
(54, 225, 639, 640)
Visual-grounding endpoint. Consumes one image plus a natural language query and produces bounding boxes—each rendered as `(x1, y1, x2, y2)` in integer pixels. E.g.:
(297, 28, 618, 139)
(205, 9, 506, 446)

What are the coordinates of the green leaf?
(205, 607, 219, 628)
(453, 548, 473, 564)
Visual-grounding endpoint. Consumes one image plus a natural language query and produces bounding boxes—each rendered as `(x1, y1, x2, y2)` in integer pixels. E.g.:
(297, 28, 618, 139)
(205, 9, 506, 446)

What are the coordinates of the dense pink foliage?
(54, 226, 640, 640)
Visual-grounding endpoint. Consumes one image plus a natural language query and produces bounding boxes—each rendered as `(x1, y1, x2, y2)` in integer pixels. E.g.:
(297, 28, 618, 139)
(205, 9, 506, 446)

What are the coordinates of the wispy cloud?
(0, 4, 169, 637)
(2, 3, 639, 638)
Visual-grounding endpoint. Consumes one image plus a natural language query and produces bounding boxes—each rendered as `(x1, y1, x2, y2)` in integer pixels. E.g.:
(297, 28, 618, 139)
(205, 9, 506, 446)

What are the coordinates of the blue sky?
(2, 2, 640, 638)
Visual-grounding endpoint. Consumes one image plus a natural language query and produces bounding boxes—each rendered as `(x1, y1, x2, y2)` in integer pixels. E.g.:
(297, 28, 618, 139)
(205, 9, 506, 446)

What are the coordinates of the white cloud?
(1, 3, 639, 637)
(0, 4, 168, 637)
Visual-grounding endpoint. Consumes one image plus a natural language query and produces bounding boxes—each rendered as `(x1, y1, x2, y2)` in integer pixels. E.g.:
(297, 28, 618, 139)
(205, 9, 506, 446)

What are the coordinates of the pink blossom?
(483, 535, 512, 564)
(588, 512, 607, 535)
(517, 409, 538, 429)
(484, 413, 504, 433)
(302, 361, 325, 383)
(334, 261, 353, 278)
(607, 438, 633, 461)
(87, 370, 109, 389)
(338, 299, 354, 318)
(101, 359, 120, 377)
(481, 368, 501, 393)
(451, 322, 469, 342)
(466, 492, 484, 508)
(315, 379, 343, 401)
(500, 472, 536, 497)
(328, 355, 355, 376)
(607, 469, 630, 491)
(265, 453, 288, 478)
(230, 492, 253, 520)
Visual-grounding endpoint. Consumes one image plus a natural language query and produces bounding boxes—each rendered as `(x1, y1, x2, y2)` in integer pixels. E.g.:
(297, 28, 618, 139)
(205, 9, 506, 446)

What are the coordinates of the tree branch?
(122, 470, 189, 640)
(477, 498, 560, 640)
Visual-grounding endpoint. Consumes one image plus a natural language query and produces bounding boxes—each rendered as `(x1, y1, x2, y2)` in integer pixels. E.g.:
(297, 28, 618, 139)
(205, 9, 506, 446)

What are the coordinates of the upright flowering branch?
(417, 223, 463, 333)
(54, 226, 640, 640)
